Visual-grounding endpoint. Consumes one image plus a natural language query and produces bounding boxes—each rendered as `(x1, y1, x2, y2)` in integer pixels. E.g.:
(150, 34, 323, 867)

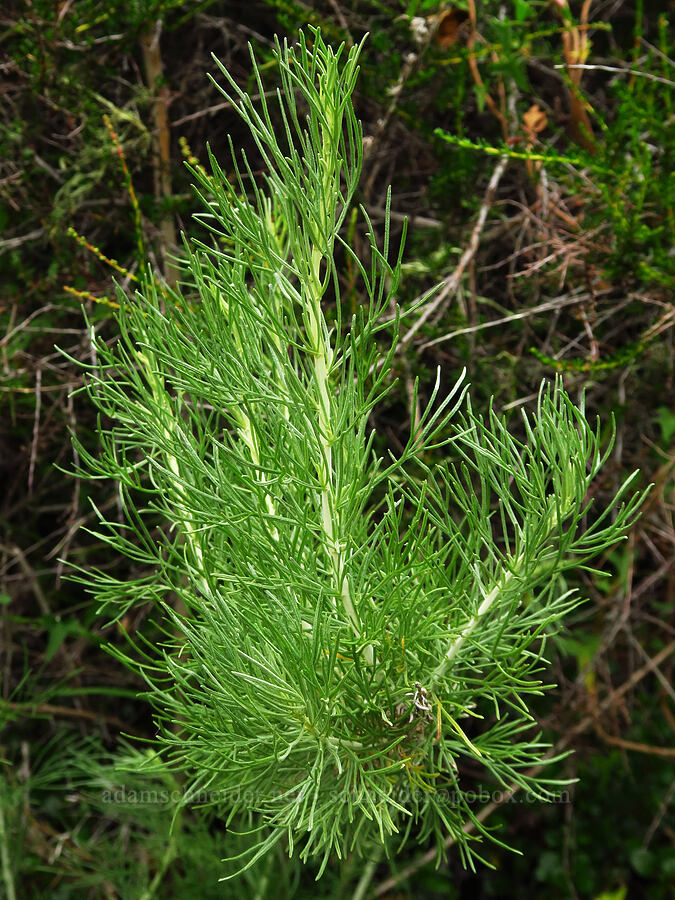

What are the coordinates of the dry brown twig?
(2, 701, 143, 736)
(27, 366, 42, 496)
(419, 288, 595, 351)
(465, 0, 508, 137)
(400, 154, 509, 348)
(550, 0, 598, 154)
(140, 18, 178, 287)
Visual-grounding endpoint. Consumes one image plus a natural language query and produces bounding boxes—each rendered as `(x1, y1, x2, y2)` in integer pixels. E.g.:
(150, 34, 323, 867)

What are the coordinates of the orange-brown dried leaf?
(523, 104, 548, 135)
(435, 8, 468, 48)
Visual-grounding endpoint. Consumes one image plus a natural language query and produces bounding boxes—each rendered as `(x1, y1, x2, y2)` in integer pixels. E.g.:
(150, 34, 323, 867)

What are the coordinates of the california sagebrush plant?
(67, 28, 645, 877)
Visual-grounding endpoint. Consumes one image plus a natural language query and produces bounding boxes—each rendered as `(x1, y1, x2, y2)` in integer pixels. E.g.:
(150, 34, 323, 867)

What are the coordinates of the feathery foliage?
(65, 27, 646, 877)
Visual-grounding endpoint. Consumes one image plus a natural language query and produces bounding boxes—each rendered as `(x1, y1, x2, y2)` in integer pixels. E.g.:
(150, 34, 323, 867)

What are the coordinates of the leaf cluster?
(65, 27, 647, 876)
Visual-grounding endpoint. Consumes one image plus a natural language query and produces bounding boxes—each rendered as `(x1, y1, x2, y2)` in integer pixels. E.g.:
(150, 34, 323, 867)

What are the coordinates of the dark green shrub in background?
(1, 2, 673, 897)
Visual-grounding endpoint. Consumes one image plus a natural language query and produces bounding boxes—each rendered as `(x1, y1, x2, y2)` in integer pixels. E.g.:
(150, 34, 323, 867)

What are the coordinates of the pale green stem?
(432, 501, 565, 686)
(135, 349, 209, 593)
(307, 246, 372, 664)
(253, 872, 269, 900)
(236, 410, 279, 541)
(431, 565, 519, 687)
(351, 848, 383, 900)
(217, 286, 281, 541)
(302, 74, 373, 664)
(137, 817, 178, 900)
(0, 787, 16, 900)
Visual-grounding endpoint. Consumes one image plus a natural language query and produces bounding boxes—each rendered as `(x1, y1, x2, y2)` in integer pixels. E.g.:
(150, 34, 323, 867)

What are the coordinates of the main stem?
(300, 64, 373, 664)
(307, 247, 372, 662)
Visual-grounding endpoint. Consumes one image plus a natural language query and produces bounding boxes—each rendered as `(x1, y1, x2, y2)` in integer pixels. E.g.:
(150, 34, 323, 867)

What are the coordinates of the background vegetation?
(1, 1, 673, 897)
